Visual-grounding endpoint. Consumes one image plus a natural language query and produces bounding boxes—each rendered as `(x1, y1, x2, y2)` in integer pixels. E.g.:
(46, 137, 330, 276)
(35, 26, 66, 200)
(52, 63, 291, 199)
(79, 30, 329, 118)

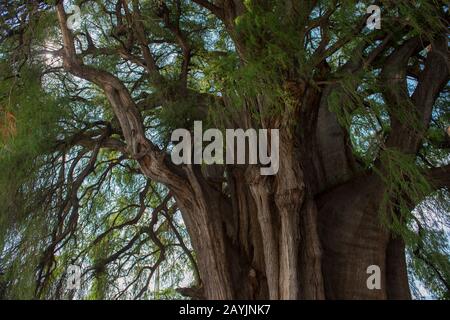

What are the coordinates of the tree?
(0, 0, 449, 300)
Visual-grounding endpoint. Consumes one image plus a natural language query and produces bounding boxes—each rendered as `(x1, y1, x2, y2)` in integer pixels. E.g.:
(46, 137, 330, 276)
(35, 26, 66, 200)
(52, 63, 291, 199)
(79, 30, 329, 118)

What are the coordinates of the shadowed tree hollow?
(0, 0, 449, 300)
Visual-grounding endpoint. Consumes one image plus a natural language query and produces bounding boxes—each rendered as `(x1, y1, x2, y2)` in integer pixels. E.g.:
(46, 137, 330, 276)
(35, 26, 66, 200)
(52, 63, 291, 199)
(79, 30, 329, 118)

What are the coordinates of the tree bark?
(167, 86, 413, 299)
(173, 149, 412, 300)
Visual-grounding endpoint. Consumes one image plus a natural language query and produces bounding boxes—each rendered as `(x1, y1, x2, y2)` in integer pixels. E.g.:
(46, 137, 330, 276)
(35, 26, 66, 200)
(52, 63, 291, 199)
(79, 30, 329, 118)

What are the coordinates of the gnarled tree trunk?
(166, 89, 411, 300)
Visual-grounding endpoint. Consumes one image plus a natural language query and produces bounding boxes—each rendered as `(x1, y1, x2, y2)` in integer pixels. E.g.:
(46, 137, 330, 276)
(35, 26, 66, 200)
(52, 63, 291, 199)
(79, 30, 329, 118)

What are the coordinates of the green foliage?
(202, 2, 309, 124)
(0, 62, 68, 297)
(375, 148, 450, 299)
(0, 65, 64, 230)
(407, 190, 450, 299)
(376, 149, 432, 233)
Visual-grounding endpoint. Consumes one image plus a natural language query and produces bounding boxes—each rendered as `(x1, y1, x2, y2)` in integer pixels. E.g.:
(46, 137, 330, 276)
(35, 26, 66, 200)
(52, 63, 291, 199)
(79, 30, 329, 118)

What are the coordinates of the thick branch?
(428, 164, 450, 191)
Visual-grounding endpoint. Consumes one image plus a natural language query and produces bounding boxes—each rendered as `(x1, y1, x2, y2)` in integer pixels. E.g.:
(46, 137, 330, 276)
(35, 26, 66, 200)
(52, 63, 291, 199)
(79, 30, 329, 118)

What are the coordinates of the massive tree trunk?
(171, 149, 411, 300)
(171, 148, 411, 300)
(166, 89, 411, 300)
